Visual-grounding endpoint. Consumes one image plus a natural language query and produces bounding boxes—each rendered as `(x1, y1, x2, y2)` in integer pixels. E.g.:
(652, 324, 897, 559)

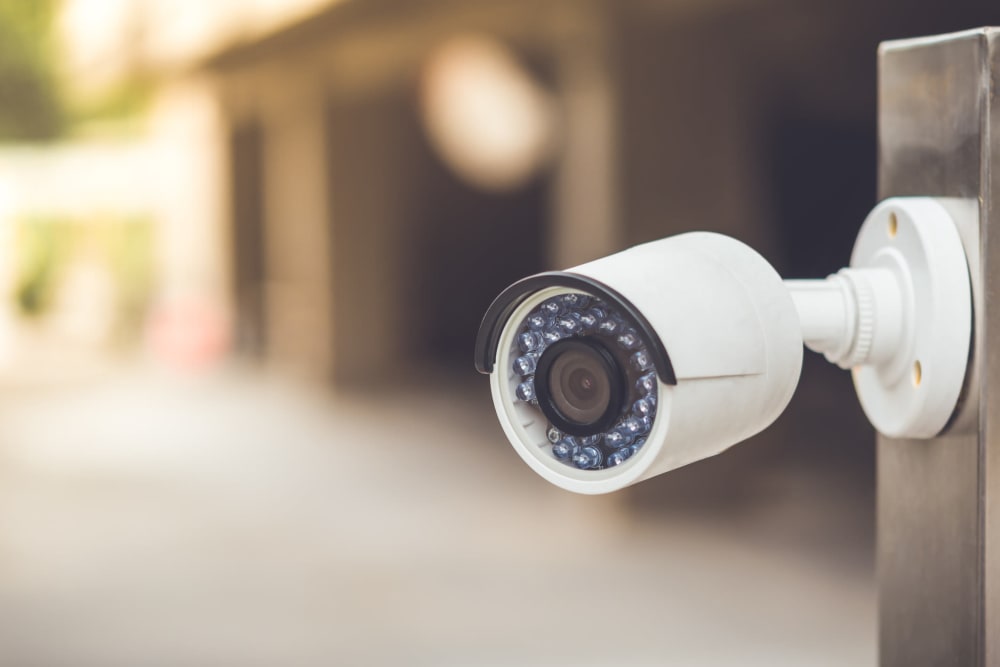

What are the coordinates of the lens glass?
(547, 344, 613, 427)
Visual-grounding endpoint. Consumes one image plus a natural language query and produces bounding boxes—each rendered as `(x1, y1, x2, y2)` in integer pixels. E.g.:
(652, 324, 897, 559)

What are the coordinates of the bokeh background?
(0, 1, 997, 665)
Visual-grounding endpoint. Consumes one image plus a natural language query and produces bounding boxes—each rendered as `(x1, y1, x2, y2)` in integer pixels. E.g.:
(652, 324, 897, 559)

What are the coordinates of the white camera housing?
(476, 232, 803, 494)
(476, 197, 974, 495)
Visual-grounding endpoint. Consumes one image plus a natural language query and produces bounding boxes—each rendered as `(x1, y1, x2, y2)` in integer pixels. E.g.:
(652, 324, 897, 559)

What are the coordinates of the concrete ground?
(0, 365, 874, 666)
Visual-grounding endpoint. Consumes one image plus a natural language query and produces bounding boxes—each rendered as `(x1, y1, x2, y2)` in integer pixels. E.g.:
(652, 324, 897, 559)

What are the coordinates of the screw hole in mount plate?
(888, 212, 898, 238)
(913, 360, 922, 387)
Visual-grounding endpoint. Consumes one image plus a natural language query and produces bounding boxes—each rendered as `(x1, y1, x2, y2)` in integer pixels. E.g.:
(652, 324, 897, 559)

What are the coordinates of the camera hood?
(474, 271, 677, 385)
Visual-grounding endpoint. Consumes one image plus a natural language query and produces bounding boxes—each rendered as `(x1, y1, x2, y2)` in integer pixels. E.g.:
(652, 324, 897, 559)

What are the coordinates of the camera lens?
(535, 338, 625, 436)
(552, 353, 609, 420)
(505, 291, 660, 471)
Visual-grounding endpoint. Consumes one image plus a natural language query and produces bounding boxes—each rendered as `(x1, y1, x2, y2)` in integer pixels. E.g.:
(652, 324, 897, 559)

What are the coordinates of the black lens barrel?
(535, 338, 626, 436)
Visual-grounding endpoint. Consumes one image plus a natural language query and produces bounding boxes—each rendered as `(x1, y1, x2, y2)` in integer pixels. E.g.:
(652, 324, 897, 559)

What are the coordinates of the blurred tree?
(0, 0, 63, 140)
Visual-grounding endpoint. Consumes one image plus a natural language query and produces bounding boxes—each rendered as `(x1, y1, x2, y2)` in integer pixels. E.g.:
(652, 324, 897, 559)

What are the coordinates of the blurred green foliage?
(15, 217, 69, 316)
(14, 216, 155, 337)
(71, 75, 155, 129)
(0, 0, 63, 140)
(101, 216, 155, 334)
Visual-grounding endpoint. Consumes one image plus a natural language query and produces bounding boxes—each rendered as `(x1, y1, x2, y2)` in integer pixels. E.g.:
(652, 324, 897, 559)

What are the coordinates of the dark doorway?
(325, 81, 549, 384)
(403, 106, 549, 374)
(770, 115, 876, 278)
(229, 122, 268, 359)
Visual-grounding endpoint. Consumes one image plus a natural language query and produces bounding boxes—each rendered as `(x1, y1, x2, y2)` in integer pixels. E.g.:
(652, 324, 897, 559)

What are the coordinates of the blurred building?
(204, 1, 608, 382)
(197, 0, 996, 388)
(201, 0, 792, 384)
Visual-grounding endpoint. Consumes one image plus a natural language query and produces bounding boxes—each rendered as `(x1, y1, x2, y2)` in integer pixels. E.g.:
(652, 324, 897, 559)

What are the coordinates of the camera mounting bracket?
(786, 197, 974, 438)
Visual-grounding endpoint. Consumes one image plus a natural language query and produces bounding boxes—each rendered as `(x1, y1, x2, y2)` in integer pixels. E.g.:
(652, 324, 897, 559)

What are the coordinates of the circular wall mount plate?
(850, 197, 973, 438)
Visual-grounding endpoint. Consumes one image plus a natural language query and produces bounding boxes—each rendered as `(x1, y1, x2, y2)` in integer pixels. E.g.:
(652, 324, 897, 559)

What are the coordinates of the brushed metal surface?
(877, 28, 1000, 667)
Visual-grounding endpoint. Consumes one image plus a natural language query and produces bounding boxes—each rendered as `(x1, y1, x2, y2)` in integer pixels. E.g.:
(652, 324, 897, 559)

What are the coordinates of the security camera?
(475, 197, 974, 494)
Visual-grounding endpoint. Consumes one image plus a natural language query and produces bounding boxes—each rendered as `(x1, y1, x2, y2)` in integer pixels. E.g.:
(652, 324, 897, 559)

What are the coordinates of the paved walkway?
(0, 366, 874, 666)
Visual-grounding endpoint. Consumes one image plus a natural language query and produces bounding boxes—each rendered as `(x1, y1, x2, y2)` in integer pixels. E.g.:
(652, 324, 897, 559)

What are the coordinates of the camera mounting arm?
(782, 197, 974, 439)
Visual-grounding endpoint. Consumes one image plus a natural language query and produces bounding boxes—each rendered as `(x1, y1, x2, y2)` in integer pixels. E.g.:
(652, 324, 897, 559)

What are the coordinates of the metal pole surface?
(878, 27, 1000, 667)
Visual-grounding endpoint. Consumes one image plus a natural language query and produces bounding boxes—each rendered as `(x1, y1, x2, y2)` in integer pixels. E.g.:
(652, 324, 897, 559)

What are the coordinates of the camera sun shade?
(475, 272, 677, 385)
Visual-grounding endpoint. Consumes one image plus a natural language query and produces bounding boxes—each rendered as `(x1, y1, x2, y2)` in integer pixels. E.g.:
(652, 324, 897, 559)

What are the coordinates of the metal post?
(878, 28, 1000, 666)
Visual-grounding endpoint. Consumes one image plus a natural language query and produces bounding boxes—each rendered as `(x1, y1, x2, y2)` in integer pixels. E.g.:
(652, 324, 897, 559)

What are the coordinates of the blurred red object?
(147, 299, 229, 370)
